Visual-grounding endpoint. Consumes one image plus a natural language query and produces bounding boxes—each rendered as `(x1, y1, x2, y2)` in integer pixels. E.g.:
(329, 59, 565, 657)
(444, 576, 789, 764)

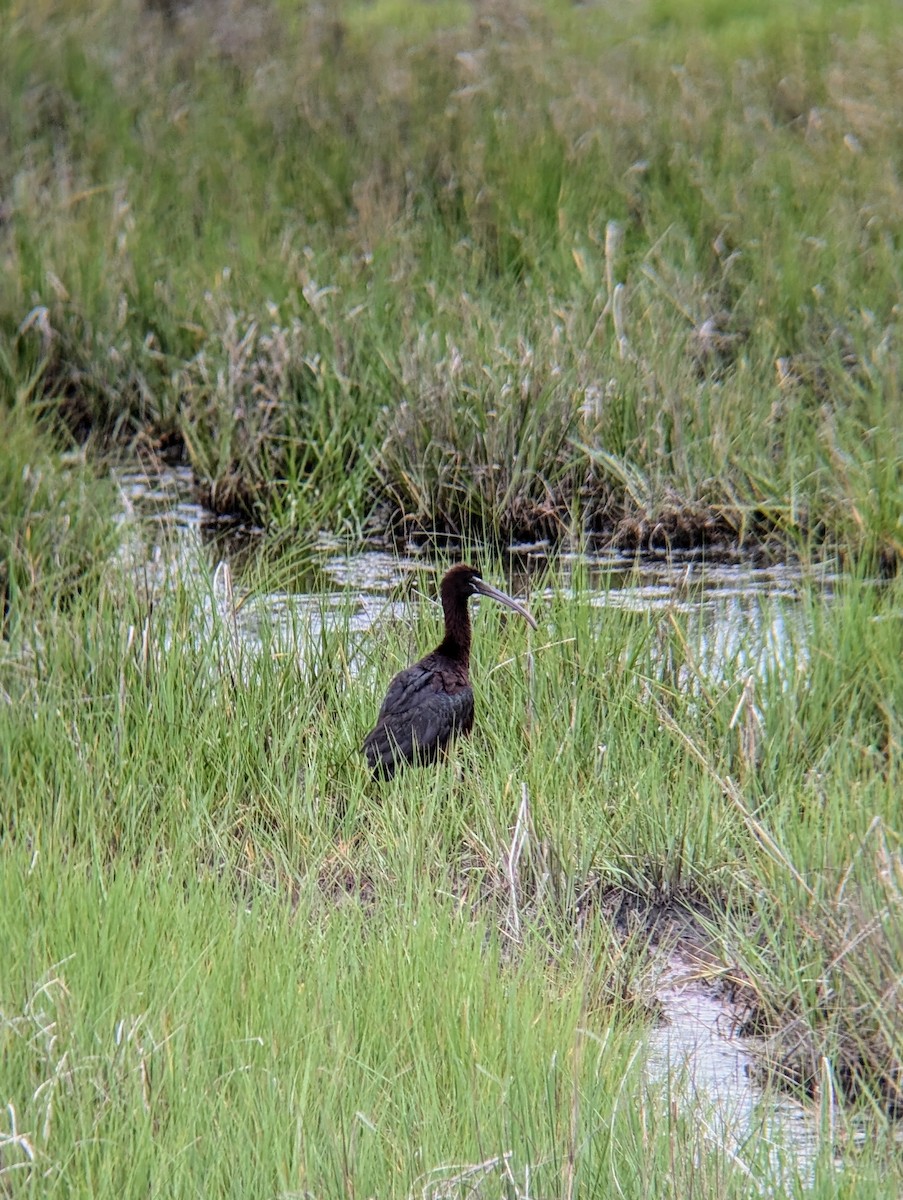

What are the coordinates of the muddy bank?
(28, 366, 884, 567)
(116, 448, 802, 568)
(112, 432, 771, 558)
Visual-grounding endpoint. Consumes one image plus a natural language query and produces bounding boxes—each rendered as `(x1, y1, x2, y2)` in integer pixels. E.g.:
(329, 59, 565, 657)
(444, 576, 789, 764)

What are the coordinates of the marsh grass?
(0, 405, 118, 628)
(2, 448, 901, 1193)
(2, 0, 901, 559)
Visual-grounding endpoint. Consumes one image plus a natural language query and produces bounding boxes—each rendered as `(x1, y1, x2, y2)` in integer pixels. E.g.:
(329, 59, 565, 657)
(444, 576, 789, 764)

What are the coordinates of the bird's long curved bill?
(473, 580, 538, 629)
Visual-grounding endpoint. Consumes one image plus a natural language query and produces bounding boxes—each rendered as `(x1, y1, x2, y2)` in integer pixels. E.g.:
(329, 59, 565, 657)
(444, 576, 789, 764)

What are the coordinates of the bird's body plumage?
(362, 653, 474, 778)
(362, 564, 536, 780)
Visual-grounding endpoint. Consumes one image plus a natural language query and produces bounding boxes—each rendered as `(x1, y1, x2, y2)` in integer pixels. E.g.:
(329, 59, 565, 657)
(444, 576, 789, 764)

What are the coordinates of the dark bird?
(363, 564, 538, 780)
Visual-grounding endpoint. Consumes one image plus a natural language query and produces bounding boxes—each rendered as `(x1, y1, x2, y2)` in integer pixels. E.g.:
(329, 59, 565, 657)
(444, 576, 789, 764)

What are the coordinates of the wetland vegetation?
(1, 0, 902, 1195)
(2, 0, 902, 559)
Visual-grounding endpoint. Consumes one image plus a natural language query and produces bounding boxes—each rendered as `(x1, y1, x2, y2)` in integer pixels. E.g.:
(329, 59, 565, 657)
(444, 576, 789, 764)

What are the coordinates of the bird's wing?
(363, 667, 474, 776)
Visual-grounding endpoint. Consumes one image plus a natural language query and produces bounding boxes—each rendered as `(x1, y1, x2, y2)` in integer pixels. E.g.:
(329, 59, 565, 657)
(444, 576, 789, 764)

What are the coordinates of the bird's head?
(441, 564, 538, 629)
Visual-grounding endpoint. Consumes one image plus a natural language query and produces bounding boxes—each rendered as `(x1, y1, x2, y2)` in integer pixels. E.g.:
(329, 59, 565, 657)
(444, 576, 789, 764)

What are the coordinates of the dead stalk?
(505, 785, 531, 943)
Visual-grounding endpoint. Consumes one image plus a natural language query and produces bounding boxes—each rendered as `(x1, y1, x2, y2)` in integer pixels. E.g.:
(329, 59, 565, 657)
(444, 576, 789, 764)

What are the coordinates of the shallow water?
(115, 464, 834, 1181)
(649, 954, 824, 1190)
(115, 465, 834, 678)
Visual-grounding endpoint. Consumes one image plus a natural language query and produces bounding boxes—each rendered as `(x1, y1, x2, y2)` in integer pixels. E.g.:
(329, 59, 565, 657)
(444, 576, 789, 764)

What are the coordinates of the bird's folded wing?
(364, 674, 474, 769)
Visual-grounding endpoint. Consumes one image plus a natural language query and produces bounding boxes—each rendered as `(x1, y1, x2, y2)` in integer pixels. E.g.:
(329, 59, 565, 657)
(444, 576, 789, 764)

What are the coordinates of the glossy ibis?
(363, 564, 537, 780)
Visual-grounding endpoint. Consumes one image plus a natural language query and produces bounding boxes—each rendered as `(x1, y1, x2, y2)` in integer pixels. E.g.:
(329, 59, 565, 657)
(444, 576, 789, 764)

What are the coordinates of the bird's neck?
(437, 598, 472, 663)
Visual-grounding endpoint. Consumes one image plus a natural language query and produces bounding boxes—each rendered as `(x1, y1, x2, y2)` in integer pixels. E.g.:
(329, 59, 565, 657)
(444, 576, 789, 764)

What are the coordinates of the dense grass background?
(1, 0, 901, 556)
